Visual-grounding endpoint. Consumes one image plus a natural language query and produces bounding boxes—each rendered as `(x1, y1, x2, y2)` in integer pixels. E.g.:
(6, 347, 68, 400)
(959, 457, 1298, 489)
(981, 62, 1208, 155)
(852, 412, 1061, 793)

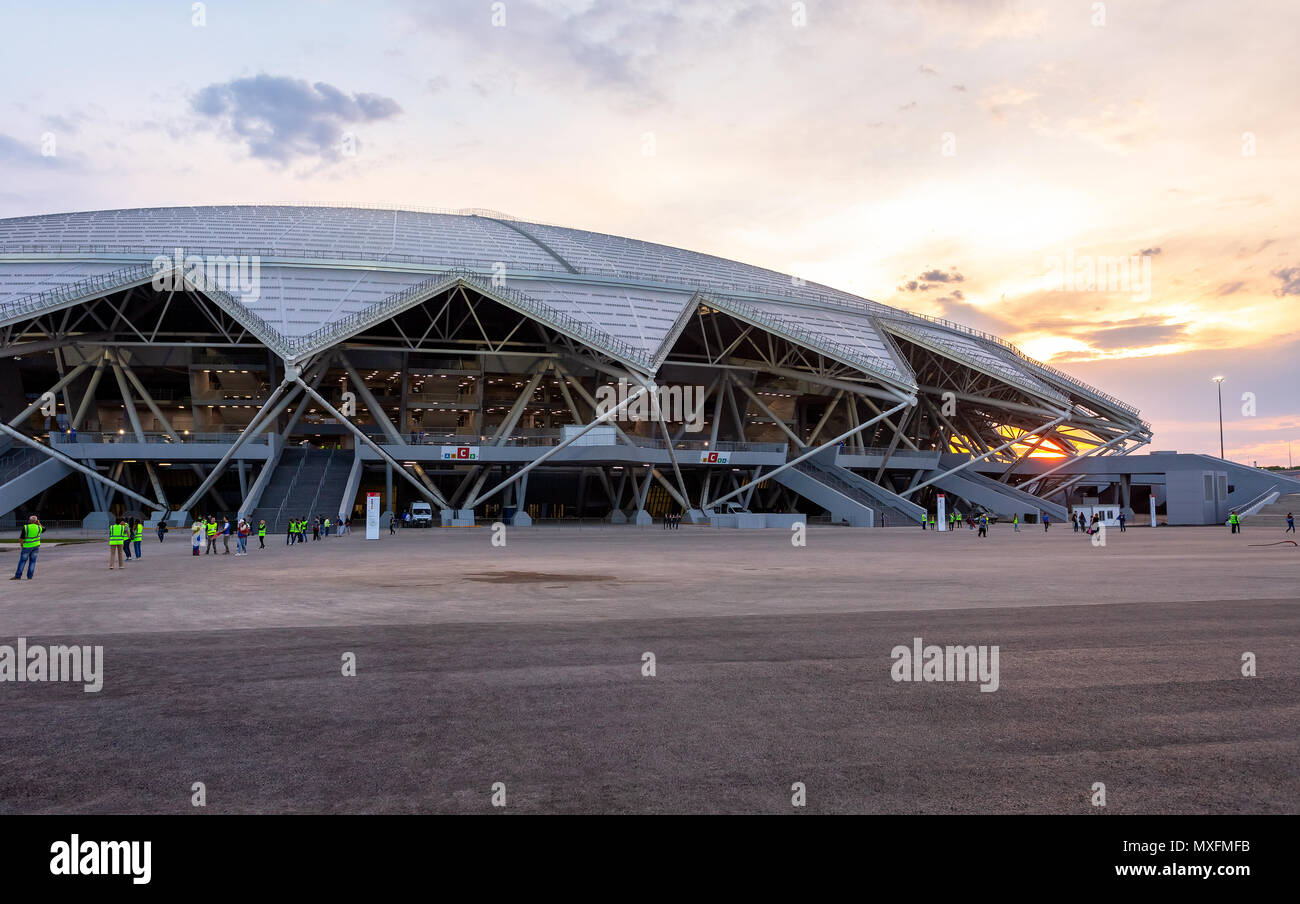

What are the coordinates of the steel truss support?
(732, 379, 806, 450)
(469, 383, 653, 509)
(71, 354, 107, 430)
(629, 374, 692, 509)
(293, 377, 450, 509)
(899, 412, 1071, 498)
(7, 362, 91, 427)
(109, 353, 168, 507)
(708, 398, 914, 511)
(176, 379, 294, 514)
(336, 349, 444, 499)
(0, 422, 165, 513)
(1019, 428, 1145, 495)
(455, 367, 549, 508)
(552, 361, 690, 510)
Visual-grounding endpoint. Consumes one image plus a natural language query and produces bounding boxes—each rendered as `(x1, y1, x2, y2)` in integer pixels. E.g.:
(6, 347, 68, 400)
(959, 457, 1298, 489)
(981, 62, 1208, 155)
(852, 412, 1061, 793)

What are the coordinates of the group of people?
(661, 512, 683, 530)
(287, 515, 350, 544)
(1071, 511, 1121, 535)
(108, 516, 146, 568)
(917, 510, 1011, 534)
(191, 515, 264, 556)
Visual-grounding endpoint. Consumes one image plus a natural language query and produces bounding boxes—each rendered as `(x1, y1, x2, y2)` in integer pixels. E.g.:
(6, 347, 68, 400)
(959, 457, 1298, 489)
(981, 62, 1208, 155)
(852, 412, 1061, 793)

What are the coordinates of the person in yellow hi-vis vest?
(205, 516, 219, 555)
(132, 519, 144, 559)
(108, 517, 128, 569)
(12, 515, 42, 580)
(257, 519, 267, 549)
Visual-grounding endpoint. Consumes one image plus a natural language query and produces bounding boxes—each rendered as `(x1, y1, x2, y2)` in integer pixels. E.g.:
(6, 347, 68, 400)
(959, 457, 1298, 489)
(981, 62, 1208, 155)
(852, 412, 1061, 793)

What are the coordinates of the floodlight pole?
(1213, 376, 1225, 459)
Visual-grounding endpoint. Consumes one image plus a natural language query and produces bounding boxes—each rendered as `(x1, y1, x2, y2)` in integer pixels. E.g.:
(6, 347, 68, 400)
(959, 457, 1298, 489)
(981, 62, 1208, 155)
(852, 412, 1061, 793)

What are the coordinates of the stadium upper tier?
(0, 204, 1143, 424)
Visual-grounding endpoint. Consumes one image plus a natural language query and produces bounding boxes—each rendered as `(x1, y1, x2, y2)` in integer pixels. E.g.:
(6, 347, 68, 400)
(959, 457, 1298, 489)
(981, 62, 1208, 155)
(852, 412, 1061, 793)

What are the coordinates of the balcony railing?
(50, 431, 269, 445)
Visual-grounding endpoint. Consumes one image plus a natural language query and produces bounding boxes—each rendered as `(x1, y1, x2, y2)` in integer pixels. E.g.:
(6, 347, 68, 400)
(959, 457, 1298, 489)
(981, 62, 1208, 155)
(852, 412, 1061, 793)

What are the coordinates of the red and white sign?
(440, 445, 480, 461)
(366, 492, 380, 540)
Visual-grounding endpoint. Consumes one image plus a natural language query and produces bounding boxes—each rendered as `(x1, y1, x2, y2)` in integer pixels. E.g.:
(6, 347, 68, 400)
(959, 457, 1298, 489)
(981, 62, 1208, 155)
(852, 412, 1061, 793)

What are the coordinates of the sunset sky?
(1, 0, 1296, 464)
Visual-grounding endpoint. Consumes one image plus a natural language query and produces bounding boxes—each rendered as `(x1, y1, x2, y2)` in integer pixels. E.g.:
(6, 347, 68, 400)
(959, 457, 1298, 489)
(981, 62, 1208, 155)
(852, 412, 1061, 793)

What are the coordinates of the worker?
(131, 518, 144, 559)
(323, 516, 331, 537)
(108, 517, 128, 570)
(1229, 510, 1240, 534)
(123, 517, 134, 560)
(11, 515, 42, 580)
(205, 515, 219, 554)
(1012, 513, 1019, 533)
(258, 519, 267, 548)
(928, 513, 935, 530)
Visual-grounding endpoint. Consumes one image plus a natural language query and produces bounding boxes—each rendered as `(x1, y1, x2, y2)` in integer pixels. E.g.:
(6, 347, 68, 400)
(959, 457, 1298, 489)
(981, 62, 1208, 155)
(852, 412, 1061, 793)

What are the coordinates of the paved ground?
(1, 523, 1296, 813)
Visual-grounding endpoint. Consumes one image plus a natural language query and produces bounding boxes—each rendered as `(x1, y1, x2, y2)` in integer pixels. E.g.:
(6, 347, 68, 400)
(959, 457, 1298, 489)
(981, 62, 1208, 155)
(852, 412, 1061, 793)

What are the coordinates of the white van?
(409, 501, 433, 527)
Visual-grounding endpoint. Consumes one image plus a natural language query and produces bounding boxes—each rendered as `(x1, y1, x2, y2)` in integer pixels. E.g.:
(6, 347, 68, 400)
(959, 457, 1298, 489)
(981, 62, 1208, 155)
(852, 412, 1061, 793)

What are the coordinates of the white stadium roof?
(0, 204, 1142, 420)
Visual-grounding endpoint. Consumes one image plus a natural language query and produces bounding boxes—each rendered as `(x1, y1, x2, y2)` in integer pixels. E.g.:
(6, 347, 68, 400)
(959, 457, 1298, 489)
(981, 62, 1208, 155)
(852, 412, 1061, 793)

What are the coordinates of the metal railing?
(273, 449, 309, 530)
(699, 292, 903, 380)
(50, 430, 269, 445)
(837, 445, 941, 459)
(1237, 485, 1280, 518)
(304, 447, 336, 521)
(0, 261, 158, 321)
(0, 447, 47, 484)
(899, 311, 1144, 418)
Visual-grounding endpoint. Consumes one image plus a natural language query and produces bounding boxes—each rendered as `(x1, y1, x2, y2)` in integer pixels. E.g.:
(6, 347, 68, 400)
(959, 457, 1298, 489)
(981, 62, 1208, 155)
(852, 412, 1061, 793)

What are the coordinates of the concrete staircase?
(0, 447, 73, 518)
(772, 462, 875, 526)
(1245, 493, 1300, 528)
(923, 466, 1069, 522)
(804, 459, 925, 524)
(248, 448, 353, 533)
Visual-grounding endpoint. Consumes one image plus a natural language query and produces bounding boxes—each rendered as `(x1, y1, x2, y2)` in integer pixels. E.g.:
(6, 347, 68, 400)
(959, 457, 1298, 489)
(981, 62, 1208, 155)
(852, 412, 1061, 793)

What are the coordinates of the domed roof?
(0, 204, 1141, 421)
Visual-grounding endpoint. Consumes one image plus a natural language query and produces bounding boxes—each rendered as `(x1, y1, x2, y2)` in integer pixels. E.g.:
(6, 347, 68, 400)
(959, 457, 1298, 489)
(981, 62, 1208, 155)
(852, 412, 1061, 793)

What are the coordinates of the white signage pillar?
(936, 493, 947, 531)
(366, 491, 380, 540)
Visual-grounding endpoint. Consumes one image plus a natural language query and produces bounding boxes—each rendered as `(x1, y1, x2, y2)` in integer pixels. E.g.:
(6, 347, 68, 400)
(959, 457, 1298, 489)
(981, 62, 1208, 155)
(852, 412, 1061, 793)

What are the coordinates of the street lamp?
(1212, 376, 1225, 459)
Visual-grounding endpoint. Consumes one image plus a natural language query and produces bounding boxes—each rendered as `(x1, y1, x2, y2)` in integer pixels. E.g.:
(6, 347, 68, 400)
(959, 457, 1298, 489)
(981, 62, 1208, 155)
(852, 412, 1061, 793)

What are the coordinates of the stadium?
(0, 204, 1276, 531)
